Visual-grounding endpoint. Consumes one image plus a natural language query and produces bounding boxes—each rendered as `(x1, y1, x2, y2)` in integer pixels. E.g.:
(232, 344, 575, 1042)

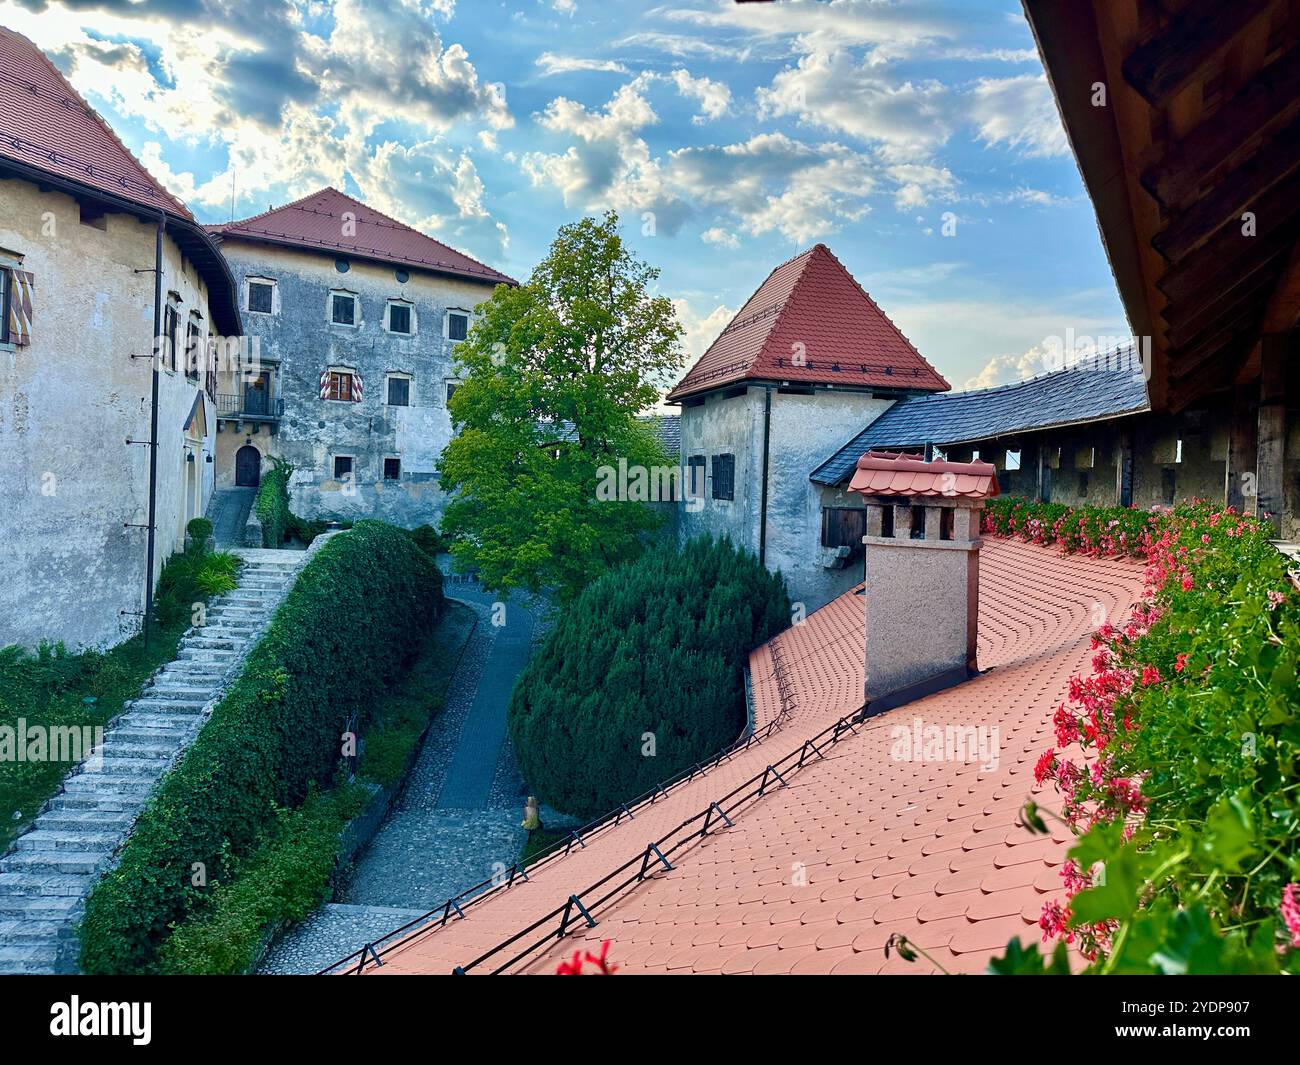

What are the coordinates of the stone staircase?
(0, 548, 306, 974)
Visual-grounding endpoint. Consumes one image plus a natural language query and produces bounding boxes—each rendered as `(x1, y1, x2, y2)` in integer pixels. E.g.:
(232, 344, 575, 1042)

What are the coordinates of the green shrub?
(508, 536, 790, 817)
(255, 458, 292, 547)
(157, 786, 367, 975)
(193, 552, 241, 597)
(78, 521, 444, 974)
(406, 523, 444, 558)
(186, 517, 213, 546)
(152, 547, 242, 630)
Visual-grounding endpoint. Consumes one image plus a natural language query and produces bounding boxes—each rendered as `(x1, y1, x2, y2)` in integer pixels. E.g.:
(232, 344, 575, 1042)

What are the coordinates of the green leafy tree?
(439, 212, 684, 601)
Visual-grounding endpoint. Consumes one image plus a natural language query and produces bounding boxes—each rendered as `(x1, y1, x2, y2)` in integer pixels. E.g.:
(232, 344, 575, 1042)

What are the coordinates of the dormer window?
(330, 291, 358, 326)
(446, 310, 469, 342)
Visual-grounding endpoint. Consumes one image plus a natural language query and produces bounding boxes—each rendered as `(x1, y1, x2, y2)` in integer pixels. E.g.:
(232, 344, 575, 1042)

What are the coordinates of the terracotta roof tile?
(207, 186, 514, 286)
(666, 244, 949, 402)
(848, 450, 999, 500)
(347, 539, 1143, 977)
(0, 28, 192, 217)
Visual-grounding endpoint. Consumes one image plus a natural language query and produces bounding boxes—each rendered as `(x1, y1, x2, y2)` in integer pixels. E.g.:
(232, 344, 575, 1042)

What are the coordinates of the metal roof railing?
(319, 644, 809, 975)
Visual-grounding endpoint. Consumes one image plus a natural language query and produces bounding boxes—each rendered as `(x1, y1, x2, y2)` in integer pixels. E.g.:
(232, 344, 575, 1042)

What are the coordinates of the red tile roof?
(207, 187, 515, 286)
(0, 27, 192, 218)
(848, 450, 1000, 499)
(666, 244, 949, 402)
(340, 538, 1143, 976)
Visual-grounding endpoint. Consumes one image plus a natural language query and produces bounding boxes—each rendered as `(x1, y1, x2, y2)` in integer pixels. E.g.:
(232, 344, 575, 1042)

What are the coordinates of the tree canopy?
(438, 212, 684, 601)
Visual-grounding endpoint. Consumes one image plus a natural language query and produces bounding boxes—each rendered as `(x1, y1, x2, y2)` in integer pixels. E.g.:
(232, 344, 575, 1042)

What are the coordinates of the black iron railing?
(216, 393, 283, 418)
(318, 638, 854, 976)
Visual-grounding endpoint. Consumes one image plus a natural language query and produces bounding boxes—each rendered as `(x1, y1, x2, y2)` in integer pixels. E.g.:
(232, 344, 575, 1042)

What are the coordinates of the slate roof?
(640, 414, 681, 458)
(207, 187, 515, 287)
(0, 28, 192, 217)
(343, 539, 1145, 975)
(811, 362, 1150, 486)
(666, 245, 949, 402)
(848, 451, 999, 499)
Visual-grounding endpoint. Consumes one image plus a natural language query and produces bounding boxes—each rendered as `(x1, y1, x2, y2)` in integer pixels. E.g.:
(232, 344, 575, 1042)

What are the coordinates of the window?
(1174, 438, 1184, 464)
(247, 279, 275, 315)
(387, 302, 412, 335)
(821, 507, 866, 551)
(0, 267, 10, 345)
(445, 380, 460, 406)
(323, 370, 356, 402)
(185, 321, 202, 380)
(711, 453, 735, 501)
(163, 304, 179, 371)
(383, 457, 401, 481)
(387, 376, 410, 406)
(447, 310, 469, 342)
(1005, 448, 1022, 471)
(331, 292, 357, 326)
(686, 455, 706, 499)
(333, 455, 354, 480)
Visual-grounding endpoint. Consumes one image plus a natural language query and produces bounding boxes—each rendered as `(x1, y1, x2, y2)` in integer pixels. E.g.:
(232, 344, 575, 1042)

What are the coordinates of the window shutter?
(352, 371, 363, 403)
(319, 369, 330, 400)
(8, 269, 33, 346)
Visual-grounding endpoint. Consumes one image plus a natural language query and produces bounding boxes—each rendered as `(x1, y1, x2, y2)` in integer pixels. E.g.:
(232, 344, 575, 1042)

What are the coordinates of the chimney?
(848, 450, 999, 716)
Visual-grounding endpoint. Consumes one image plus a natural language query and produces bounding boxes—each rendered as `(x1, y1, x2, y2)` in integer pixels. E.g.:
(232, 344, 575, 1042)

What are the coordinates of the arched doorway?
(235, 445, 261, 487)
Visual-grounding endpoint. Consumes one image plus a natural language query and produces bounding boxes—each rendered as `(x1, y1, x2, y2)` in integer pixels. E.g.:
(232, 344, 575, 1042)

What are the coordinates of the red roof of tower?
(0, 27, 192, 218)
(667, 244, 949, 402)
(206, 187, 515, 287)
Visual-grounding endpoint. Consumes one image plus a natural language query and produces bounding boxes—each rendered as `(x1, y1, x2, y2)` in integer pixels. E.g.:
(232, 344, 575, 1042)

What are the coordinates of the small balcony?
(216, 390, 284, 421)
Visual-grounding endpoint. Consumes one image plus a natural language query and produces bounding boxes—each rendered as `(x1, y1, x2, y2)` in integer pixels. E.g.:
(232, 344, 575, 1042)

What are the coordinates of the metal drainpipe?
(758, 386, 772, 566)
(143, 211, 164, 650)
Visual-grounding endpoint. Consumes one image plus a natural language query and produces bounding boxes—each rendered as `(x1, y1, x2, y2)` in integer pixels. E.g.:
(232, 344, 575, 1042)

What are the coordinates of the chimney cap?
(848, 449, 999, 500)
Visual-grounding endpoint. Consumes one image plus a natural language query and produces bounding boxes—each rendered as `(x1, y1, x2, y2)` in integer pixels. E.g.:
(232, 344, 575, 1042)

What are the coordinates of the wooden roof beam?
(1122, 0, 1273, 106)
(1141, 41, 1300, 208)
(1261, 239, 1300, 331)
(1152, 110, 1300, 262)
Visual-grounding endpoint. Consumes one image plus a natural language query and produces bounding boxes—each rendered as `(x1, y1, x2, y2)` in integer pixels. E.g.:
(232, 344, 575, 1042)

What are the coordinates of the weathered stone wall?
(677, 385, 895, 611)
(0, 177, 217, 650)
(215, 242, 501, 527)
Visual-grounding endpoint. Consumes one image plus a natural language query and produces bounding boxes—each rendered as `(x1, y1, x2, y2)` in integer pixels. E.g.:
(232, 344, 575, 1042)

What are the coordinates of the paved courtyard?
(259, 584, 557, 974)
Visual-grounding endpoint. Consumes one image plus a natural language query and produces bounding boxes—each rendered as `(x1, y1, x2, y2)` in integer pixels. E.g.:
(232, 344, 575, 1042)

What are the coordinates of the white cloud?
(969, 74, 1069, 158)
(700, 226, 739, 249)
(672, 298, 736, 358)
(536, 52, 629, 77)
(668, 68, 731, 123)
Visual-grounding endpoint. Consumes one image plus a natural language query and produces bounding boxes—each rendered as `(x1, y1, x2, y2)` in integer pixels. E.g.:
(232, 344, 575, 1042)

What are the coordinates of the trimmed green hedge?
(78, 521, 444, 974)
(255, 458, 291, 547)
(508, 536, 790, 817)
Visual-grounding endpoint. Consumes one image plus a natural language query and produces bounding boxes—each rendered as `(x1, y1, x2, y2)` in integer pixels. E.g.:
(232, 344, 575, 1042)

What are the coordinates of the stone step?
(0, 918, 74, 944)
(182, 635, 243, 651)
(109, 726, 190, 745)
(0, 851, 110, 876)
(13, 829, 120, 853)
(143, 684, 216, 701)
(61, 773, 155, 795)
(128, 698, 207, 714)
(0, 872, 95, 897)
(87, 756, 177, 777)
(37, 811, 136, 834)
(113, 714, 200, 733)
(0, 942, 62, 974)
(0, 893, 83, 920)
(47, 794, 144, 814)
(175, 651, 237, 666)
(98, 740, 176, 760)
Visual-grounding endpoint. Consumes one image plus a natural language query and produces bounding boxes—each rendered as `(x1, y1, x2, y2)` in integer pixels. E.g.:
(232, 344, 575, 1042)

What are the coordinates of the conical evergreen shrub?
(508, 536, 790, 817)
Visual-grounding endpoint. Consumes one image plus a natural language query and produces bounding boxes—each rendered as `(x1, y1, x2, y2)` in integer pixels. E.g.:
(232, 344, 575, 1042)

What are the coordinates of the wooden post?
(1256, 334, 1287, 535)
(1225, 383, 1258, 514)
(1114, 425, 1134, 507)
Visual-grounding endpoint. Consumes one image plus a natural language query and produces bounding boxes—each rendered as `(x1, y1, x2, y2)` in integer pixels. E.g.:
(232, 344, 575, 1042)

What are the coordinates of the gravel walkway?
(259, 585, 551, 974)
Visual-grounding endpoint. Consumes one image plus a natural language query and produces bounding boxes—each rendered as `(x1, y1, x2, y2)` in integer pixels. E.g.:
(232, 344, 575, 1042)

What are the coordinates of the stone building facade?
(0, 27, 241, 650)
(206, 188, 512, 527)
(668, 244, 949, 612)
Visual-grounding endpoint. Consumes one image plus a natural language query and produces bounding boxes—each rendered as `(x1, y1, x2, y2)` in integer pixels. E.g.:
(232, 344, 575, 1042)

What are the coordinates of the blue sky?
(4, 0, 1129, 389)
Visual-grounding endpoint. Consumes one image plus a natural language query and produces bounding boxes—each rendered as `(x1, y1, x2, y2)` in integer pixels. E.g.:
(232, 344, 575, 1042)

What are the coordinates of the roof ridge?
(813, 244, 949, 391)
(948, 349, 1145, 399)
(218, 185, 342, 231)
(752, 245, 821, 368)
(0, 27, 191, 218)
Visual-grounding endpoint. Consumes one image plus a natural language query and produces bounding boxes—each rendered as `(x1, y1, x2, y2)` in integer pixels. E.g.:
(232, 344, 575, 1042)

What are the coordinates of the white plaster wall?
(676, 385, 895, 610)
(0, 177, 217, 650)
